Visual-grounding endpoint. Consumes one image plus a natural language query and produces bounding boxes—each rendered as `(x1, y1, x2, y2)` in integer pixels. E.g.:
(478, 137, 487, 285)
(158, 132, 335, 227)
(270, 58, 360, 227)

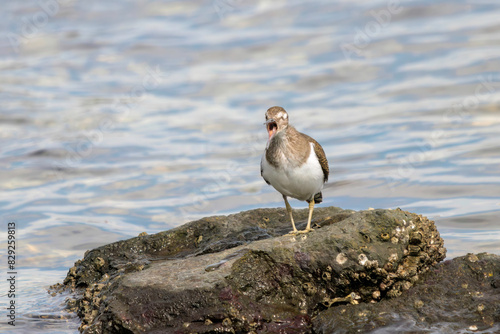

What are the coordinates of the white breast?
(261, 142, 324, 201)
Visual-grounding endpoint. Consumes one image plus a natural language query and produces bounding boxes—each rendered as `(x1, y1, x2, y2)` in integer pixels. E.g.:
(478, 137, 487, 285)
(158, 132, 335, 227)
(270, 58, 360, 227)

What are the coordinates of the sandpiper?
(261, 106, 329, 234)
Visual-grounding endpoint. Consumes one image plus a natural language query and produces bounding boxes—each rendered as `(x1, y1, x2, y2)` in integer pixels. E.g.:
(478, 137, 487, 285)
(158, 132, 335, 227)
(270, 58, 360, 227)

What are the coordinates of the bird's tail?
(313, 192, 323, 204)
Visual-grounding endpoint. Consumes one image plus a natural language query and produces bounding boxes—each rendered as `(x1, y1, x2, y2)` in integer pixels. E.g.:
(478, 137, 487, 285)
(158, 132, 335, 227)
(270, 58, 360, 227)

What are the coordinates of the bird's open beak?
(265, 119, 277, 140)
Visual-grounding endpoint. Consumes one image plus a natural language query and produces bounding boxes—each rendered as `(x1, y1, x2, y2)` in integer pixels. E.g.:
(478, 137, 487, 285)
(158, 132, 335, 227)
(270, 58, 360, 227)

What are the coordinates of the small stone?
(358, 254, 368, 265)
(67, 299, 77, 308)
(402, 281, 412, 290)
(68, 266, 77, 276)
(467, 254, 479, 263)
(336, 253, 347, 265)
(94, 257, 105, 269)
(409, 231, 423, 245)
(83, 289, 92, 300)
(302, 282, 317, 296)
(387, 289, 402, 298)
(414, 300, 424, 308)
(228, 306, 239, 317)
(408, 245, 421, 256)
(473, 291, 484, 298)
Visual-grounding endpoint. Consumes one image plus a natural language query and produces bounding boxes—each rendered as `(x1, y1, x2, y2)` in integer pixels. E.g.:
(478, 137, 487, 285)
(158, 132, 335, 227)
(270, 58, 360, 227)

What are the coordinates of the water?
(1, 0, 499, 332)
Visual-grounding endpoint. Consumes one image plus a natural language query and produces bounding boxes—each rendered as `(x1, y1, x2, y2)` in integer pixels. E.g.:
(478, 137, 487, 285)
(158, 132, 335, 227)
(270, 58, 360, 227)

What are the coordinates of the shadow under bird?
(261, 106, 329, 234)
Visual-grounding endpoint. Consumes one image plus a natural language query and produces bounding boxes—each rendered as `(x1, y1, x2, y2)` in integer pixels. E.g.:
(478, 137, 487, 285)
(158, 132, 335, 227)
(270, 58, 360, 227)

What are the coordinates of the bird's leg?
(306, 199, 315, 231)
(297, 200, 315, 234)
(283, 195, 298, 234)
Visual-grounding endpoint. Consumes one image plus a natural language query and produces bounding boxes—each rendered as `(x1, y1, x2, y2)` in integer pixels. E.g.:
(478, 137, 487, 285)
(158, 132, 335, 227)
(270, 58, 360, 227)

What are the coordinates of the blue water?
(1, 0, 500, 332)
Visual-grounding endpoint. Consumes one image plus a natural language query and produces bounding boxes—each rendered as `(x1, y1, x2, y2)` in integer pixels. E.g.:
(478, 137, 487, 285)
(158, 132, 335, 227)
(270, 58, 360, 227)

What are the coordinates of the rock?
(52, 207, 447, 333)
(313, 252, 500, 333)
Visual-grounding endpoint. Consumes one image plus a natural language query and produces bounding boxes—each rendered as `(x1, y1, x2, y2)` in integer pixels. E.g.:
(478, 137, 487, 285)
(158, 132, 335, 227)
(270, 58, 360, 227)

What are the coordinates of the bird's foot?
(285, 227, 313, 235)
(295, 228, 313, 234)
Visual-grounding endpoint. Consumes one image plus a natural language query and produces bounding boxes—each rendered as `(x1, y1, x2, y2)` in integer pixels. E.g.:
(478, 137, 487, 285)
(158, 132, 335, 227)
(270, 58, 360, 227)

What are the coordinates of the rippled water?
(1, 0, 499, 332)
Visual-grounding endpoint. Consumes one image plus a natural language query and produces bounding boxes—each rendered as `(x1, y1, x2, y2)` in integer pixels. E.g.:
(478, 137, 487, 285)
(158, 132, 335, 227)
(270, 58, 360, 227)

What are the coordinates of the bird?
(260, 106, 329, 234)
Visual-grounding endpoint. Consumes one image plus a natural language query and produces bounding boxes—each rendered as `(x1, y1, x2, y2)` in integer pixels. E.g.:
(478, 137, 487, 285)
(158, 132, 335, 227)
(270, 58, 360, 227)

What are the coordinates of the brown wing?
(315, 142, 329, 182)
(303, 135, 329, 183)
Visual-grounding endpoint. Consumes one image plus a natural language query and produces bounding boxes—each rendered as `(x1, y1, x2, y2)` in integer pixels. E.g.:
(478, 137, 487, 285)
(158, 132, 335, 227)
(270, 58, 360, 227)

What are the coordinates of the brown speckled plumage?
(261, 106, 330, 233)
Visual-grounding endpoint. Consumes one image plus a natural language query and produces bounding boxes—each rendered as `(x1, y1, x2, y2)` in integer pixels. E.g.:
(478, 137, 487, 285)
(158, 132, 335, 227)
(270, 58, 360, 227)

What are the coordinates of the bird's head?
(264, 106, 289, 141)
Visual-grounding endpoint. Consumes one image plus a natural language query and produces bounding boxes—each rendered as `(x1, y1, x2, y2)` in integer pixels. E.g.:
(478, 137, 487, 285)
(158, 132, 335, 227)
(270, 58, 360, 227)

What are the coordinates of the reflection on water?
(1, 0, 499, 332)
(0, 269, 79, 333)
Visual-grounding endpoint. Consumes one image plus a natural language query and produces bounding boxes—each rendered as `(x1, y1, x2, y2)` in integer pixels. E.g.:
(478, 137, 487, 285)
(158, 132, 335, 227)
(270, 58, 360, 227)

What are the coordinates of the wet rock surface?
(51, 206, 452, 333)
